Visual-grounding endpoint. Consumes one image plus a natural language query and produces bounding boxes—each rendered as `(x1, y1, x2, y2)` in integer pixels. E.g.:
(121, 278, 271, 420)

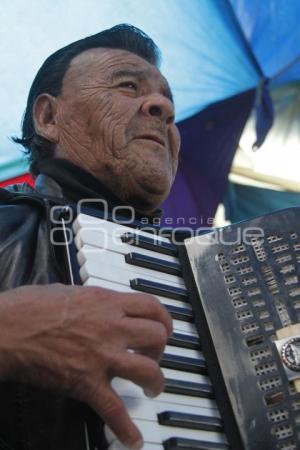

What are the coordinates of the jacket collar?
(34, 174, 65, 200)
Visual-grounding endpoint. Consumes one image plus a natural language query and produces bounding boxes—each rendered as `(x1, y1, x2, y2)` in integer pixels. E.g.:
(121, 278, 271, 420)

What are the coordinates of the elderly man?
(0, 24, 180, 450)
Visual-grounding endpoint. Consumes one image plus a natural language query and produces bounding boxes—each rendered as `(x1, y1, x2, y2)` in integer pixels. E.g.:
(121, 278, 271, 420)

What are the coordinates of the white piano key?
(121, 395, 220, 421)
(78, 247, 184, 286)
(84, 277, 198, 336)
(164, 345, 203, 360)
(83, 277, 197, 336)
(105, 418, 227, 445)
(80, 259, 184, 293)
(83, 277, 133, 291)
(109, 441, 163, 450)
(87, 278, 196, 336)
(171, 319, 197, 335)
(111, 378, 217, 410)
(162, 368, 210, 386)
(75, 228, 178, 263)
(85, 275, 198, 335)
(74, 214, 171, 243)
(83, 277, 191, 310)
(167, 328, 199, 343)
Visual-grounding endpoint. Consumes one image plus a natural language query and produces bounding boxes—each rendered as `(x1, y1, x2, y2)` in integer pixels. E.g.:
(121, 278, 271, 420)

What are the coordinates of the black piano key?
(161, 354, 207, 374)
(158, 411, 223, 432)
(168, 332, 201, 350)
(121, 232, 178, 256)
(165, 304, 193, 322)
(164, 378, 214, 399)
(130, 278, 189, 301)
(125, 252, 182, 276)
(163, 437, 229, 450)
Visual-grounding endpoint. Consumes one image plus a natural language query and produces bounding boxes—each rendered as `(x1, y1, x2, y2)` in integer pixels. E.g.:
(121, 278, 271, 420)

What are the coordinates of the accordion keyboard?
(73, 214, 229, 450)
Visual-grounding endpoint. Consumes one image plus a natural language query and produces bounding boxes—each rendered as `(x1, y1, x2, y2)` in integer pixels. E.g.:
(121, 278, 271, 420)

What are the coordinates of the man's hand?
(0, 284, 173, 449)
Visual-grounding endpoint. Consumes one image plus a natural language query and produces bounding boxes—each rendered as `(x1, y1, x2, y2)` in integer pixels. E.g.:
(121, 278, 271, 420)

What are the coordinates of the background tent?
(225, 78, 300, 222)
(1, 0, 300, 227)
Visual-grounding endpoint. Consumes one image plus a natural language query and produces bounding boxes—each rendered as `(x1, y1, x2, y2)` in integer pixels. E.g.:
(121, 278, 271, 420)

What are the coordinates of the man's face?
(53, 48, 180, 212)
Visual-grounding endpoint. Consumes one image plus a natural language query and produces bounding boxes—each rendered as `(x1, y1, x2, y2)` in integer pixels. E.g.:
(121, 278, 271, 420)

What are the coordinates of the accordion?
(61, 206, 300, 450)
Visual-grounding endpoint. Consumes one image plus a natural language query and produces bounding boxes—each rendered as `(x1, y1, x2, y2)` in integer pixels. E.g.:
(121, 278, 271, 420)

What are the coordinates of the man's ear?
(33, 94, 59, 143)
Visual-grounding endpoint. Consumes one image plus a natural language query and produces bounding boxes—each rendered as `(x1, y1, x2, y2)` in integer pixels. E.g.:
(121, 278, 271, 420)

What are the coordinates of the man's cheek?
(169, 126, 181, 158)
(87, 112, 112, 147)
(109, 122, 130, 158)
(172, 157, 179, 178)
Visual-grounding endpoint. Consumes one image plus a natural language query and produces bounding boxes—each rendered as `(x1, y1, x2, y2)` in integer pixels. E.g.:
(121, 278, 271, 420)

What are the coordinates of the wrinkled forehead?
(62, 47, 172, 100)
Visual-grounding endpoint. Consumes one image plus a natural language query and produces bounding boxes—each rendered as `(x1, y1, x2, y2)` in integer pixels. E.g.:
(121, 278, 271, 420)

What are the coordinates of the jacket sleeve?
(0, 202, 65, 291)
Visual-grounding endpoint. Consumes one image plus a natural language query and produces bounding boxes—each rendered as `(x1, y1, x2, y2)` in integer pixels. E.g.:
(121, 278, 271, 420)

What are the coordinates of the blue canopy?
(163, 0, 300, 226)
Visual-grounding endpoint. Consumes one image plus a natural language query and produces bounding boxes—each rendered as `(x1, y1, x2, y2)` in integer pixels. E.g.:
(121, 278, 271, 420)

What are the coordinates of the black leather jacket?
(0, 174, 101, 450)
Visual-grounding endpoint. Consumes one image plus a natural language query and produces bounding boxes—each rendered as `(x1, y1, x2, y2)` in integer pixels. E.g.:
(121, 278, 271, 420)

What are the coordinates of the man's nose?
(141, 94, 175, 125)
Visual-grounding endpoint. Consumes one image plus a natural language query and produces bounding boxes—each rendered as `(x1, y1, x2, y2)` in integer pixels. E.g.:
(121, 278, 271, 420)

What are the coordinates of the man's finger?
(122, 294, 173, 337)
(120, 318, 168, 360)
(89, 382, 143, 450)
(111, 351, 165, 398)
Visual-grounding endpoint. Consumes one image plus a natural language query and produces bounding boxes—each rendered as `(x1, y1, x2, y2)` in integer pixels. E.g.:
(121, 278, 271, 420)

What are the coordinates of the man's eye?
(118, 81, 137, 90)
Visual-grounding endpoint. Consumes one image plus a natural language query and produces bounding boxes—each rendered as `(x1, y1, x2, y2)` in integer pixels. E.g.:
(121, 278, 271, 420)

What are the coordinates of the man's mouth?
(136, 134, 166, 147)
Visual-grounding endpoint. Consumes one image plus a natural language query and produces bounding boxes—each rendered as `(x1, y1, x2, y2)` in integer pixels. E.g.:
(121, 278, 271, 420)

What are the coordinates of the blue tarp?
(230, 0, 300, 85)
(163, 0, 300, 226)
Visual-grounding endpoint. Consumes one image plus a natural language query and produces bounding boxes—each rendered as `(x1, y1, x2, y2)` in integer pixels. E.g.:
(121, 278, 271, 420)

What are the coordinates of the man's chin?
(126, 196, 160, 215)
(122, 167, 174, 213)
(127, 183, 169, 214)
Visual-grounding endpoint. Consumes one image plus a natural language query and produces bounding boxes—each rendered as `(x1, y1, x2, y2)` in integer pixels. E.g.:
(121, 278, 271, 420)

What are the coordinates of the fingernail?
(144, 388, 156, 398)
(130, 438, 143, 450)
